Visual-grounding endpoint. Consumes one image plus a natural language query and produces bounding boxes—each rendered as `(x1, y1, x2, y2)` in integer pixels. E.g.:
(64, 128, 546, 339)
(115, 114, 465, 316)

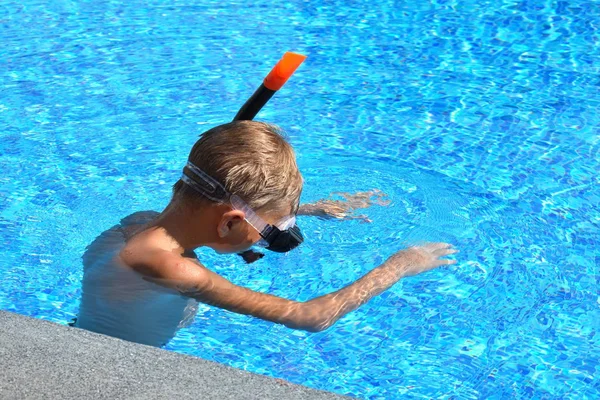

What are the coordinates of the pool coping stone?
(0, 310, 348, 399)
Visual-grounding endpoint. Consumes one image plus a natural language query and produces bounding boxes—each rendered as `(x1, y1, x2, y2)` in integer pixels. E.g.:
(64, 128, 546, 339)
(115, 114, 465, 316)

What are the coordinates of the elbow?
(291, 320, 332, 333)
(286, 302, 336, 333)
(303, 322, 332, 333)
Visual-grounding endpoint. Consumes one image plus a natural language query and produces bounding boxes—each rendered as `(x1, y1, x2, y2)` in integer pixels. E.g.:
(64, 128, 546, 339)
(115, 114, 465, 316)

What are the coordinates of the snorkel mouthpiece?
(264, 225, 304, 253)
(233, 52, 306, 121)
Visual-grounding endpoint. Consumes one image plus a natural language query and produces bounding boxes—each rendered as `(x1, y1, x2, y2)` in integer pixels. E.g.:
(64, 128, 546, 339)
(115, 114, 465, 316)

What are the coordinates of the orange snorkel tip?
(263, 52, 307, 91)
(234, 52, 306, 121)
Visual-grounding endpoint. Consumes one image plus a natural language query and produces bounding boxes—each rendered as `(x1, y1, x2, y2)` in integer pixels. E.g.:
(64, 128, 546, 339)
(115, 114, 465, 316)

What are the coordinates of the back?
(76, 211, 198, 347)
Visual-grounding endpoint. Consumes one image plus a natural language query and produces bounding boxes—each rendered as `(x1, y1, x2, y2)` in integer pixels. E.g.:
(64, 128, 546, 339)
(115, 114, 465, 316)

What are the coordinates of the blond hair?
(173, 121, 303, 214)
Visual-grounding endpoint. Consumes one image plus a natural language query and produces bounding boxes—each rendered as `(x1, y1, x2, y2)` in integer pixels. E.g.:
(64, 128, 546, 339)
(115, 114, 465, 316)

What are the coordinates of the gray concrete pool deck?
(0, 311, 348, 399)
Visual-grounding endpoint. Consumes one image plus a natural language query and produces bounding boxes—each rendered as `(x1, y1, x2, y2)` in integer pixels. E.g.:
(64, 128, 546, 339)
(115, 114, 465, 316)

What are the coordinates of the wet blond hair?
(173, 121, 303, 214)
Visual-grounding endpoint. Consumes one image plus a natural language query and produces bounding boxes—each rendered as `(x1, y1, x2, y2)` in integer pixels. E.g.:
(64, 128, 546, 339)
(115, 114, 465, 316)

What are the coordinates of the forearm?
(297, 202, 336, 217)
(187, 281, 305, 328)
(178, 259, 406, 333)
(298, 244, 456, 331)
(140, 243, 452, 333)
(292, 254, 409, 331)
(297, 190, 389, 218)
(169, 251, 416, 333)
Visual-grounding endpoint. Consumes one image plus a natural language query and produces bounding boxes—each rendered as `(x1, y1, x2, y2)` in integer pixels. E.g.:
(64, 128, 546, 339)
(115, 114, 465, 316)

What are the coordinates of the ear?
(217, 209, 246, 238)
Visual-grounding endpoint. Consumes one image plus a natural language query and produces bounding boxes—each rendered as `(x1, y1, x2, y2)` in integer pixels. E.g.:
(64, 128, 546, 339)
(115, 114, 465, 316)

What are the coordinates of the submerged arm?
(297, 189, 390, 221)
(126, 244, 456, 332)
(238, 190, 390, 264)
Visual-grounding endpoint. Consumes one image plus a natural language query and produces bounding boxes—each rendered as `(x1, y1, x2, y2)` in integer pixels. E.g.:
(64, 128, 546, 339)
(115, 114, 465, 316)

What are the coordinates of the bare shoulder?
(119, 241, 208, 292)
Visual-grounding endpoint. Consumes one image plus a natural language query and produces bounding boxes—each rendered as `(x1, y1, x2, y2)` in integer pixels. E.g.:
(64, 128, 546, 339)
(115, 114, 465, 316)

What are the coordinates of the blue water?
(1, 0, 599, 398)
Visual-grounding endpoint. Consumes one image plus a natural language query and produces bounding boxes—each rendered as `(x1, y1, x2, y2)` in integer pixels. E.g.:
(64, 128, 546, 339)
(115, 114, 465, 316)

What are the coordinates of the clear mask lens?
(275, 215, 296, 231)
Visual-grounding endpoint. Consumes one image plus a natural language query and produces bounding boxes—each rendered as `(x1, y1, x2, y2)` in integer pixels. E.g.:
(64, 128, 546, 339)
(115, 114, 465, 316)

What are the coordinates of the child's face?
(213, 207, 292, 254)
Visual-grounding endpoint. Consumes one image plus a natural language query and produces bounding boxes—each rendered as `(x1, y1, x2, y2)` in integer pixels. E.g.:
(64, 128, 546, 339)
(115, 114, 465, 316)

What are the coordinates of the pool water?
(1, 0, 599, 398)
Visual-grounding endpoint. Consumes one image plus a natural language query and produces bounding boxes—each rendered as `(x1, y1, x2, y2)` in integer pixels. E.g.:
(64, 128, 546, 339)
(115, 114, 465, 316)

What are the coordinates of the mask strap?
(182, 161, 229, 202)
(230, 195, 272, 237)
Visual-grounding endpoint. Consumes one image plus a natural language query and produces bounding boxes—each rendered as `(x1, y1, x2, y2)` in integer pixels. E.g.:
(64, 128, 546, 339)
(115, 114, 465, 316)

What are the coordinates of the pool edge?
(0, 310, 348, 399)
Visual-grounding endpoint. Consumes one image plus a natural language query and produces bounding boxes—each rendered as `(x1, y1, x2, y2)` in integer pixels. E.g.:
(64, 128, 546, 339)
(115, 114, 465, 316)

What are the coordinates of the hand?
(298, 189, 390, 221)
(386, 242, 458, 277)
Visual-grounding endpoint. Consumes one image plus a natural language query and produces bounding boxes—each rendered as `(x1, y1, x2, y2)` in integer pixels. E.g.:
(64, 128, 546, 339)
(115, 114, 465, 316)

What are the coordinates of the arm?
(124, 243, 457, 332)
(298, 189, 390, 221)
(237, 190, 390, 264)
(285, 243, 457, 331)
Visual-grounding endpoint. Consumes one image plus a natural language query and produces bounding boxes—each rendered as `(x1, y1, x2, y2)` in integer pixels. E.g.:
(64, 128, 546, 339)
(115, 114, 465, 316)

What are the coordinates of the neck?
(150, 201, 218, 252)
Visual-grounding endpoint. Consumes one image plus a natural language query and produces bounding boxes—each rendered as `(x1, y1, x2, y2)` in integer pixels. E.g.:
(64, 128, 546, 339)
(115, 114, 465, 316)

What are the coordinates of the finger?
(434, 248, 459, 256)
(424, 242, 453, 251)
(437, 259, 457, 266)
(357, 215, 372, 223)
(372, 190, 387, 199)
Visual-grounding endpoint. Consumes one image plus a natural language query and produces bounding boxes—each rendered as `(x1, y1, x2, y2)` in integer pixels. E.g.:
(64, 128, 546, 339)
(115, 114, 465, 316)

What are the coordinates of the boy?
(76, 121, 457, 347)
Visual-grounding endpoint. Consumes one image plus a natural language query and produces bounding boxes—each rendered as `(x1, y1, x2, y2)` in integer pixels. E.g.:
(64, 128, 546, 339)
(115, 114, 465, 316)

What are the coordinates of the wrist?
(382, 250, 414, 277)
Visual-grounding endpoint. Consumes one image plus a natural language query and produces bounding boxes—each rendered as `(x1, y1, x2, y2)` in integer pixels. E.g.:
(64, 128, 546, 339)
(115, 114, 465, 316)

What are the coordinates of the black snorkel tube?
(233, 52, 307, 260)
(233, 52, 306, 121)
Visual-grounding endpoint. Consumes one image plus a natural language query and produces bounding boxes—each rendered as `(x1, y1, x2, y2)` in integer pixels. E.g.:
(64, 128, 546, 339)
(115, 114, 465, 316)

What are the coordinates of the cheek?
(250, 229, 263, 244)
(231, 230, 261, 253)
(233, 224, 261, 247)
(240, 234, 261, 251)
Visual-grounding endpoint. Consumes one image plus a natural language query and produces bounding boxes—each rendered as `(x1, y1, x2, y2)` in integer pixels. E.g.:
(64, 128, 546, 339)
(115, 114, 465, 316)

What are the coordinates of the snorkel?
(232, 52, 306, 252)
(234, 52, 307, 121)
(183, 52, 307, 256)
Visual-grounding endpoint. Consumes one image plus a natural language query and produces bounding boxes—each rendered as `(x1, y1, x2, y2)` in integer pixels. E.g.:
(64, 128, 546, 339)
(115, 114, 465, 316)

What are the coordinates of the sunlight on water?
(1, 0, 599, 398)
